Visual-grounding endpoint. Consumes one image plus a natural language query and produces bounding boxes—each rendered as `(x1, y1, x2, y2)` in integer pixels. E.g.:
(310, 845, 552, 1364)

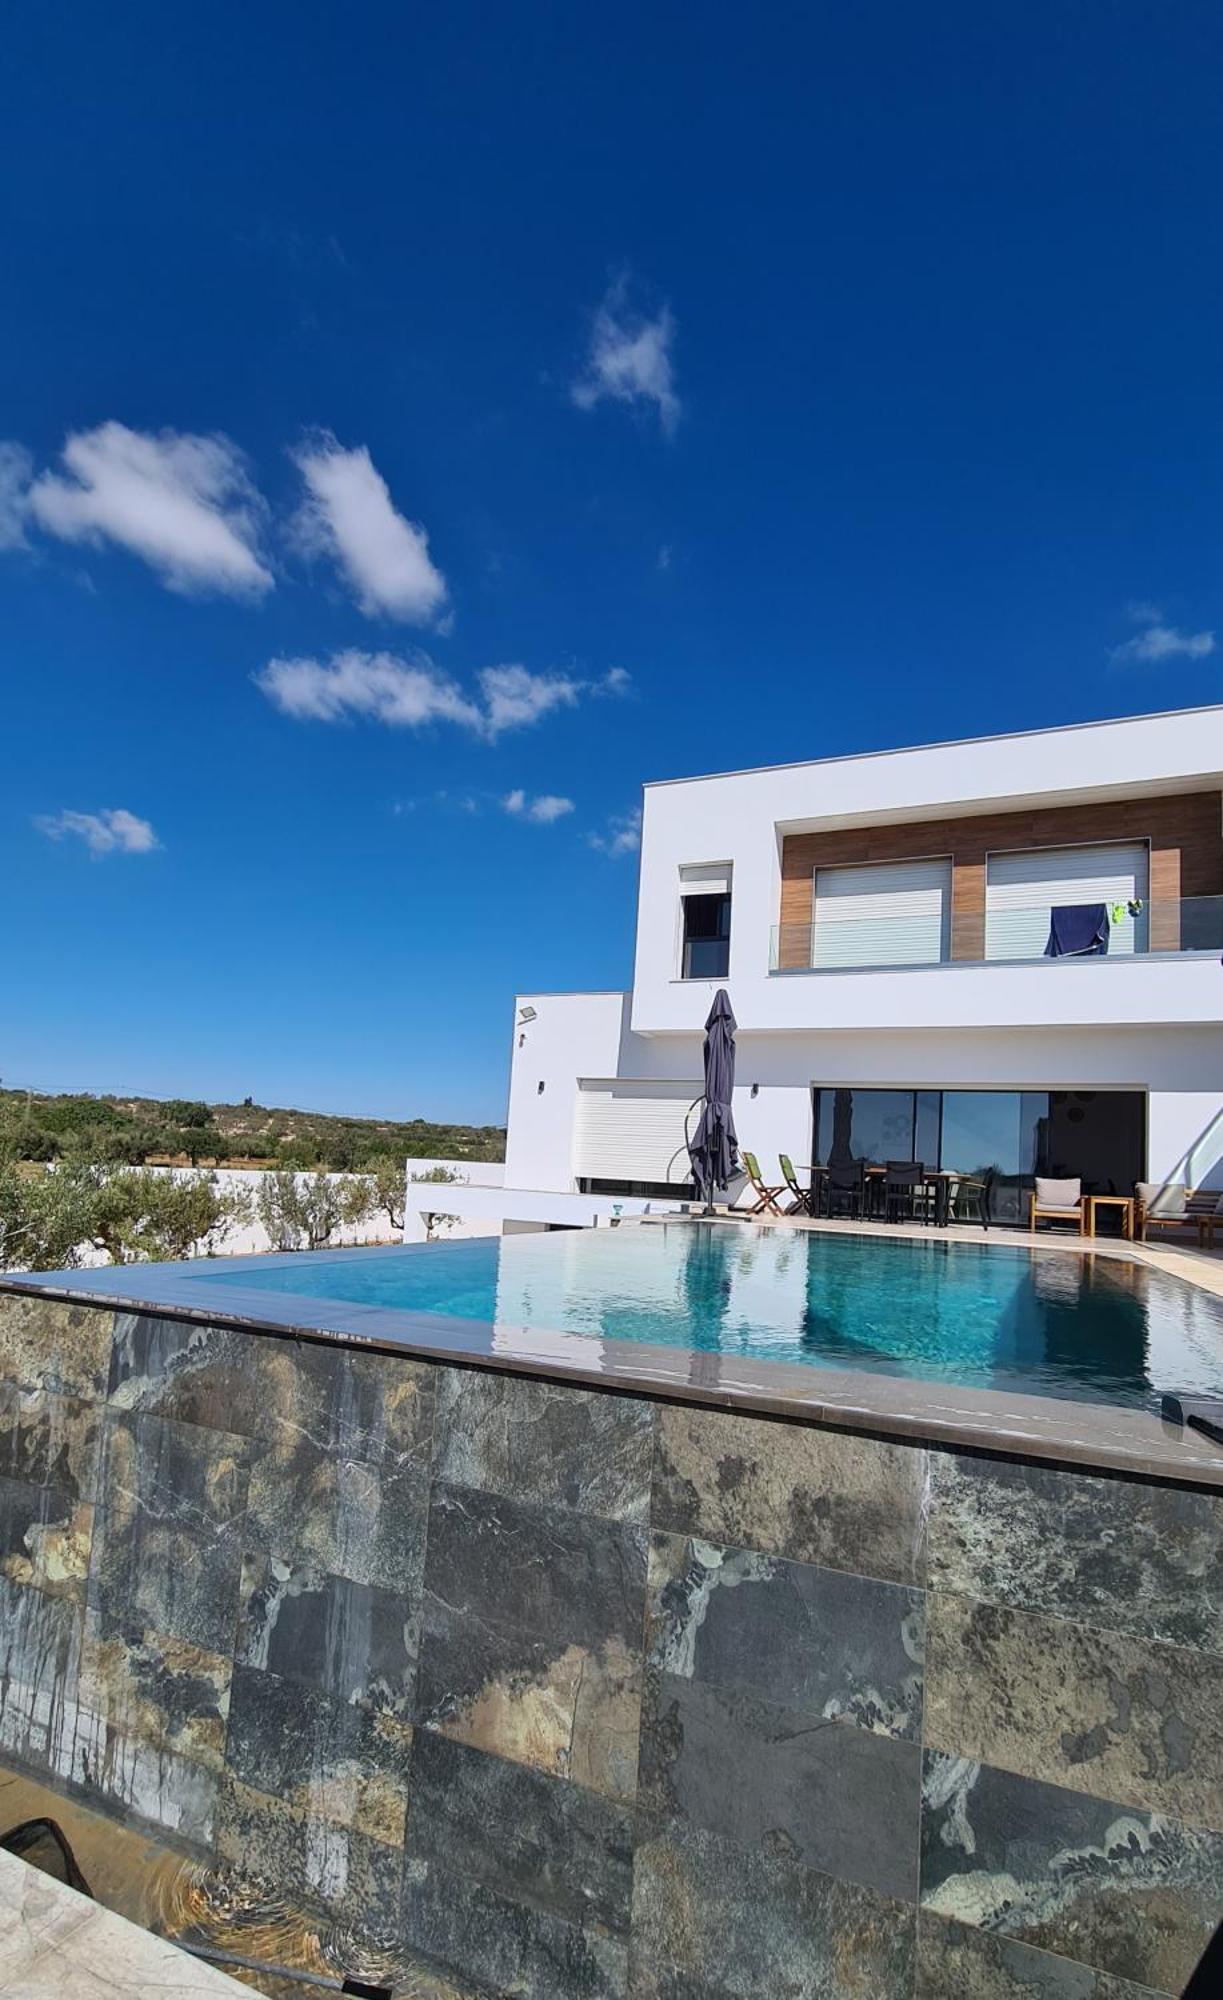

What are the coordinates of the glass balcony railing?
(768, 895, 1223, 974)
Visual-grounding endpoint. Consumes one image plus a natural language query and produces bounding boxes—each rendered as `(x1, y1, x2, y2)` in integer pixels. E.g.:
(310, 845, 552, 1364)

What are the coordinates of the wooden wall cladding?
(777, 790, 1221, 967)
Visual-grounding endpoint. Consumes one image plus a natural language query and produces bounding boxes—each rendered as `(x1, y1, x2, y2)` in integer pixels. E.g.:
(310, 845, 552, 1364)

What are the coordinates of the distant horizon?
(1, 1076, 509, 1130)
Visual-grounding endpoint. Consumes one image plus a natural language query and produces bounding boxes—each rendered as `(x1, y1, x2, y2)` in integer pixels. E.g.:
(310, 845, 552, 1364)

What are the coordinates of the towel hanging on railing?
(1045, 903, 1110, 958)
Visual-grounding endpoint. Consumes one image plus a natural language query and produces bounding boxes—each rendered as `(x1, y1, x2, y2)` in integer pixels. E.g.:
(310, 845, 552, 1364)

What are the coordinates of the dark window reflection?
(816, 1088, 915, 1165)
(682, 893, 731, 979)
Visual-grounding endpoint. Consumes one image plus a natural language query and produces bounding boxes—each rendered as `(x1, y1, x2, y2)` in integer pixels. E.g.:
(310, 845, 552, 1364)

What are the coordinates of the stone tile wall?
(0, 1288, 1220, 1998)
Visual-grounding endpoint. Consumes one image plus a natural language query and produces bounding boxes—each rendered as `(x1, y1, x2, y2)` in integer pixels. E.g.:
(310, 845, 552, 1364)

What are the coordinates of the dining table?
(804, 1164, 960, 1227)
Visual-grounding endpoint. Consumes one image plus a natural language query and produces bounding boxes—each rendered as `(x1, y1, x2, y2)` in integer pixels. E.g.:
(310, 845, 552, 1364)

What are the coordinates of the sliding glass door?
(810, 1086, 1145, 1224)
(938, 1091, 1045, 1225)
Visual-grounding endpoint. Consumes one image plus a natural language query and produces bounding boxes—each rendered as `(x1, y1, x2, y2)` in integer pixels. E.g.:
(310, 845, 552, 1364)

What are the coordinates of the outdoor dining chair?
(884, 1161, 933, 1225)
(945, 1169, 992, 1229)
(740, 1151, 786, 1217)
(779, 1154, 814, 1216)
(822, 1160, 866, 1220)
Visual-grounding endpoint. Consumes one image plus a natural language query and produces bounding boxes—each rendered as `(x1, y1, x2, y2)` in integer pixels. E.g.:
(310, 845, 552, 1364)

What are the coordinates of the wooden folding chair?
(779, 1154, 814, 1216)
(741, 1151, 785, 1216)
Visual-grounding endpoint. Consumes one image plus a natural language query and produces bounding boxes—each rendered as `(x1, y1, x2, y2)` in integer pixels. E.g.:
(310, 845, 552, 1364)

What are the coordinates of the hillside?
(0, 1087, 505, 1171)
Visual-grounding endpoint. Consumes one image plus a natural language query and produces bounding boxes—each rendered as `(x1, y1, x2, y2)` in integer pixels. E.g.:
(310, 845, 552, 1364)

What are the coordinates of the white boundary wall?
(400, 1158, 508, 1243)
(403, 1177, 690, 1241)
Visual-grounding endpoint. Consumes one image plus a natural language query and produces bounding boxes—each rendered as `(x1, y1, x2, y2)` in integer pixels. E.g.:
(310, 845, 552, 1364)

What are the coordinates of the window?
(678, 863, 732, 979)
(578, 1177, 696, 1199)
(985, 843, 1150, 960)
(811, 858, 951, 969)
(682, 892, 731, 979)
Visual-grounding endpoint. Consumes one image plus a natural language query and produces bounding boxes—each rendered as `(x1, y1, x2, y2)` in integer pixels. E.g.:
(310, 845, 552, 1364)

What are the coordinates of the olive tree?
(366, 1154, 407, 1235)
(256, 1169, 372, 1251)
(87, 1170, 250, 1263)
(0, 1156, 97, 1272)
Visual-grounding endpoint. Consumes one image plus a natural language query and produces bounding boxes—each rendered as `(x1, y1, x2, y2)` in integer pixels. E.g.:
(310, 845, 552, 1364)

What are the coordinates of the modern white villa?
(488, 703, 1223, 1231)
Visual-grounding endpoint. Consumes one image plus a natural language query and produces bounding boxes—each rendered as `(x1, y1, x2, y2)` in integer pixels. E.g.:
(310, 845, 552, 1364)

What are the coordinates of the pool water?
(193, 1223, 1223, 1411)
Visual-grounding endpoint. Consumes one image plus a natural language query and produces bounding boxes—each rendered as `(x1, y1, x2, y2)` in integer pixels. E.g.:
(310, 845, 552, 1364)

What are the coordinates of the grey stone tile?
(216, 1771, 402, 1930)
(0, 1573, 83, 1770)
(108, 1311, 435, 1466)
(415, 1482, 646, 1801)
(55, 1706, 219, 1848)
(0, 1473, 92, 1599)
(929, 1450, 1223, 1653)
(236, 1551, 417, 1718)
(0, 1382, 101, 1499)
(925, 1592, 1223, 1825)
(78, 1616, 231, 1773)
(432, 1368, 654, 1522)
(97, 1408, 251, 1536)
(226, 1660, 412, 1845)
(647, 1531, 924, 1740)
(916, 1913, 1168, 1998)
(921, 1753, 1223, 1995)
(402, 1858, 629, 2000)
(638, 1669, 921, 1900)
(88, 1413, 248, 1656)
(243, 1436, 430, 1593)
(406, 1730, 634, 1936)
(652, 1402, 928, 1584)
(630, 1818, 916, 2000)
(0, 1294, 113, 1401)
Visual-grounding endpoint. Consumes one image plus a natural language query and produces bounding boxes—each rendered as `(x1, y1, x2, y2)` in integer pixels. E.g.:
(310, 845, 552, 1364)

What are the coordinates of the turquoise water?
(192, 1224, 1223, 1410)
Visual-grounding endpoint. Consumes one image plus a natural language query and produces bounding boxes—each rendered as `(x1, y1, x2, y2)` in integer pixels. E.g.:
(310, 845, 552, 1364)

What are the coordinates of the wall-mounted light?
(537, 1080, 546, 1094)
(518, 1004, 537, 1024)
(751, 1082, 760, 1099)
(518, 1033, 525, 1048)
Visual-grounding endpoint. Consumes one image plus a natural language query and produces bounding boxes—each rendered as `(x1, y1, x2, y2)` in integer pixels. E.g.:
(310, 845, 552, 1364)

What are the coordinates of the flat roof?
(643, 702, 1223, 791)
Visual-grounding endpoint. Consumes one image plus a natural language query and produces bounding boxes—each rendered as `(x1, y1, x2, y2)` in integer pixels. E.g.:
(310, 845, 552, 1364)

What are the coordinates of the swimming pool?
(191, 1221, 1223, 1411)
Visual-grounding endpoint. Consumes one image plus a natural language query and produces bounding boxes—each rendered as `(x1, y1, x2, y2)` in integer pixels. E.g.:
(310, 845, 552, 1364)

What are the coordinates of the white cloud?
(478, 664, 581, 737)
(28, 422, 271, 596)
(35, 807, 159, 856)
(255, 649, 596, 742)
(597, 665, 633, 697)
(291, 431, 447, 624)
(0, 442, 32, 550)
(588, 806, 642, 857)
(571, 276, 680, 434)
(1111, 606, 1215, 665)
(503, 789, 575, 824)
(256, 649, 481, 729)
(656, 543, 673, 572)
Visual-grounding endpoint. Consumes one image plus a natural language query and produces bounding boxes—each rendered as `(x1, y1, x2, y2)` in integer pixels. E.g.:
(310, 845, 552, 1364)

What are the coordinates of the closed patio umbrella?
(688, 988, 740, 1212)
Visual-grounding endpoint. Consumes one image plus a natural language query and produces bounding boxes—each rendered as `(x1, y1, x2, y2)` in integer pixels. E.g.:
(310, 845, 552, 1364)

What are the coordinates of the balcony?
(769, 895, 1223, 975)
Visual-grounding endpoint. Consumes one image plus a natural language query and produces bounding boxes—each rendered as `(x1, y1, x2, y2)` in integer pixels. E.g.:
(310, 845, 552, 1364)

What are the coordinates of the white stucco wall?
(631, 704, 1223, 1037)
(503, 992, 629, 1193)
(404, 1179, 690, 1241)
(399, 1157, 509, 1243)
(503, 1000, 1223, 1199)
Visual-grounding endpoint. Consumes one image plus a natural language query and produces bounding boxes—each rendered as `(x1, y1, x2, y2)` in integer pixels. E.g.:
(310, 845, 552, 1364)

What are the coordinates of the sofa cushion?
(1036, 1177, 1081, 1208)
(1135, 1181, 1187, 1219)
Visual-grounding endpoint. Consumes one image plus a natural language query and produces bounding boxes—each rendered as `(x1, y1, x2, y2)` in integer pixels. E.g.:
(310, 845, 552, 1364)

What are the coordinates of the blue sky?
(2, 2, 1221, 1123)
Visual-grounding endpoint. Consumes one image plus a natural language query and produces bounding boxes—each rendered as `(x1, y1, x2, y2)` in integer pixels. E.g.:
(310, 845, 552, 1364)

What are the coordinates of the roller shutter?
(811, 858, 952, 968)
(573, 1079, 703, 1184)
(985, 843, 1149, 959)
